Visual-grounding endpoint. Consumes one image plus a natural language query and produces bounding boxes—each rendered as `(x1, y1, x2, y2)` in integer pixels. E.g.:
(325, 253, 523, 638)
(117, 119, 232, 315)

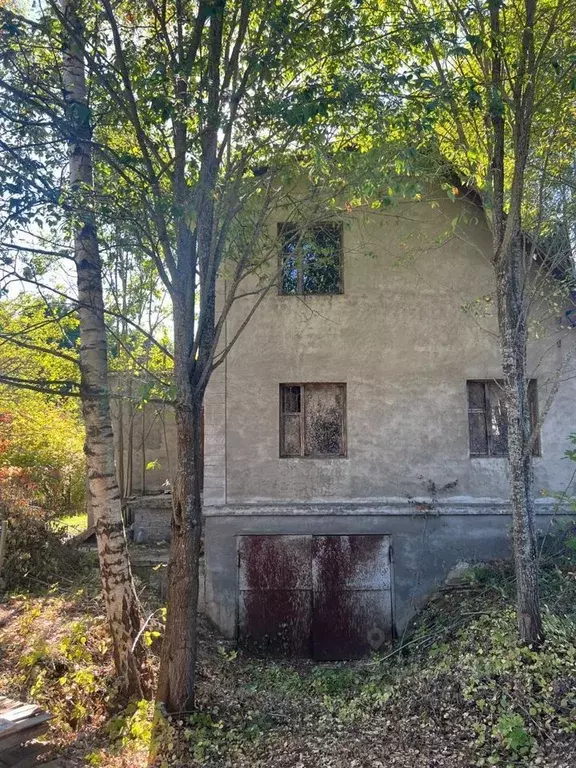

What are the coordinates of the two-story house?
(124, 188, 576, 659)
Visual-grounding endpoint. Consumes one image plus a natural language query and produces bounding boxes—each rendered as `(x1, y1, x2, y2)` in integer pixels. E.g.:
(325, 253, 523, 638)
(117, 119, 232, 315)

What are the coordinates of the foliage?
(0, 469, 88, 591)
(107, 700, 155, 749)
(59, 511, 89, 535)
(0, 296, 84, 514)
(0, 572, 160, 766)
(1, 541, 575, 767)
(0, 576, 111, 732)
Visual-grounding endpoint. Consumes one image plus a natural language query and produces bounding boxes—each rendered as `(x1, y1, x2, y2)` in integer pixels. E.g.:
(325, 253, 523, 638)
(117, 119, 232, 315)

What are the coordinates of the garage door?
(238, 534, 392, 659)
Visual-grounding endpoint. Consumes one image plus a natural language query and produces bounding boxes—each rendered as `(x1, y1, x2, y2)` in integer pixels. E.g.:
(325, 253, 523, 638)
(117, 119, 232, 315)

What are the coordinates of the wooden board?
(0, 697, 51, 751)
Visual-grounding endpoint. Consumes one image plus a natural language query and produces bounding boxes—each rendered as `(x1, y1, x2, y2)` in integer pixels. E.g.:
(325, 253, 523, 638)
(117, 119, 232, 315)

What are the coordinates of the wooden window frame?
(277, 222, 344, 296)
(467, 379, 540, 458)
(279, 383, 347, 458)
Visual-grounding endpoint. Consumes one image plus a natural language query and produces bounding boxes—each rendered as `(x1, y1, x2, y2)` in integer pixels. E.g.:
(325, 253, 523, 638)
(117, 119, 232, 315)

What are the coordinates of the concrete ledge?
(125, 494, 173, 510)
(202, 505, 576, 640)
(203, 498, 570, 517)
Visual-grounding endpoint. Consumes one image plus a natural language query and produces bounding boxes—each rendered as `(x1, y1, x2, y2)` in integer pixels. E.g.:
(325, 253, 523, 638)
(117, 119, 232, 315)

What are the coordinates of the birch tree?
(0, 1, 149, 696)
(61, 0, 148, 696)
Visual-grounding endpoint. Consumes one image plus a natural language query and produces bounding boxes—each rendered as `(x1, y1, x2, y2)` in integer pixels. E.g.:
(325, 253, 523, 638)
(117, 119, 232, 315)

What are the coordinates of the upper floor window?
(280, 383, 346, 457)
(467, 380, 540, 458)
(278, 222, 342, 295)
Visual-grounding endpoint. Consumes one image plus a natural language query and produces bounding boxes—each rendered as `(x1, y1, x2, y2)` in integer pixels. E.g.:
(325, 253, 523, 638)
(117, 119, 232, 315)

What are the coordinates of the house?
(122, 188, 576, 659)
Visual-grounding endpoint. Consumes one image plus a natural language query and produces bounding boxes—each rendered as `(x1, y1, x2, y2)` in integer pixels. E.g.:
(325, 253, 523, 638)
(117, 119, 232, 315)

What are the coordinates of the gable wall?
(204, 193, 576, 505)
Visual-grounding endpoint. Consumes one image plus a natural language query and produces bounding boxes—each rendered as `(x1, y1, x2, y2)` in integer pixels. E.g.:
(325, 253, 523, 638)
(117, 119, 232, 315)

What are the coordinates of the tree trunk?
(61, 0, 147, 698)
(495, 238, 543, 646)
(156, 297, 203, 713)
(154, 0, 223, 712)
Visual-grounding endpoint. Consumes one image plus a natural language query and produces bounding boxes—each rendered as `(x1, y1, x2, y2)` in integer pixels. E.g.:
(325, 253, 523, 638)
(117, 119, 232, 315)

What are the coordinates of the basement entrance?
(237, 534, 392, 659)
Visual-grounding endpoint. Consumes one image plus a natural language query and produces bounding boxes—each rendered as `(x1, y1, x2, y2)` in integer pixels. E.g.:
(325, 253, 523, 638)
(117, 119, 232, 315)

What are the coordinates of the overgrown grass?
(0, 570, 159, 767)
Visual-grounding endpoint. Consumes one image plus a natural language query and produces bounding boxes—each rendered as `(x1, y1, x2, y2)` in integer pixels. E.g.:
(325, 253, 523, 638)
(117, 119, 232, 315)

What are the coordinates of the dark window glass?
(280, 383, 346, 457)
(467, 380, 539, 458)
(279, 223, 342, 295)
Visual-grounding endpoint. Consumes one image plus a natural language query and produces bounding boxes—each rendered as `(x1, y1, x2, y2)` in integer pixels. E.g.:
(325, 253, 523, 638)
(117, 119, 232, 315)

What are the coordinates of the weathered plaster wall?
(203, 193, 576, 505)
(110, 397, 176, 495)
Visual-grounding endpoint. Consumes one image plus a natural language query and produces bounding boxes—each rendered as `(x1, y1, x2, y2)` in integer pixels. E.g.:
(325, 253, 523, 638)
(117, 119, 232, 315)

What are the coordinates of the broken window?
(467, 380, 539, 458)
(279, 222, 342, 295)
(280, 383, 346, 457)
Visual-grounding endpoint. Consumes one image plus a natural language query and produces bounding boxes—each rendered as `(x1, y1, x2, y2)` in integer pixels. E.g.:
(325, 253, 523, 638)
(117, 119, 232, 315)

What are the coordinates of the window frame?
(279, 382, 347, 458)
(467, 379, 540, 458)
(277, 222, 344, 296)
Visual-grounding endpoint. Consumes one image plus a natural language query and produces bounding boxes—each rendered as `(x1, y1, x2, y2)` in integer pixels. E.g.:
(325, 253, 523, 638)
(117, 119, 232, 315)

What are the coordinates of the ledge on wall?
(202, 498, 572, 517)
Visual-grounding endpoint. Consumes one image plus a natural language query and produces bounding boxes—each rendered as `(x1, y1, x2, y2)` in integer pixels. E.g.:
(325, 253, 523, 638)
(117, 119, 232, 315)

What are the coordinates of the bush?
(0, 408, 85, 518)
(0, 467, 88, 591)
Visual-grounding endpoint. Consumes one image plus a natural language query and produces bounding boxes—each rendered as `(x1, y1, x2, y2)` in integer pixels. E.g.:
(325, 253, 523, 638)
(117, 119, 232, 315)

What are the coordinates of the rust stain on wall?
(312, 536, 392, 660)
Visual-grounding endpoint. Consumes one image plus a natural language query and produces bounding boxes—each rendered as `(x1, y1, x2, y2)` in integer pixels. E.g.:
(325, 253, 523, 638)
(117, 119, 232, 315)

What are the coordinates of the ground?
(1, 547, 576, 768)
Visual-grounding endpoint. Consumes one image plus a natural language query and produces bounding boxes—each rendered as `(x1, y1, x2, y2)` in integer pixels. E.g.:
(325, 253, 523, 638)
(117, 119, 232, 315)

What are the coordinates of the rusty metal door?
(238, 535, 313, 656)
(238, 534, 392, 659)
(312, 535, 392, 660)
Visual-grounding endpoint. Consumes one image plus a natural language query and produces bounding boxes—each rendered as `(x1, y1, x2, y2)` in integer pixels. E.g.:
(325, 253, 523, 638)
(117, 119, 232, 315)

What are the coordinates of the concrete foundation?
(203, 501, 572, 641)
(125, 495, 173, 543)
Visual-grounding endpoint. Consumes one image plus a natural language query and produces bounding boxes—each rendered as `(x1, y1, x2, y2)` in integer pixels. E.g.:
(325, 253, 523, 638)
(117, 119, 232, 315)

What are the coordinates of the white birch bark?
(60, 0, 146, 698)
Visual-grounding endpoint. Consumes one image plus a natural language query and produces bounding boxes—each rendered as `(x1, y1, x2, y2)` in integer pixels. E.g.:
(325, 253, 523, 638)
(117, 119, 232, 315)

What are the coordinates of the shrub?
(0, 407, 85, 517)
(0, 468, 87, 591)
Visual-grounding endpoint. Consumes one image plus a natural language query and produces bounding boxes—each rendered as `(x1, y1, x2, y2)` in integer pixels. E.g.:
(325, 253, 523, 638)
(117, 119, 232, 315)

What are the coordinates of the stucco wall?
(110, 395, 176, 495)
(204, 193, 576, 506)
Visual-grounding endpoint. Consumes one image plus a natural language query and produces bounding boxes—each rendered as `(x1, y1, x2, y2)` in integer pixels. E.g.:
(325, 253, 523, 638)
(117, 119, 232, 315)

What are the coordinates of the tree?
(363, 0, 576, 644)
(98, 0, 369, 713)
(0, 0, 150, 697)
(60, 0, 150, 697)
(0, 296, 85, 513)
(1, 0, 362, 711)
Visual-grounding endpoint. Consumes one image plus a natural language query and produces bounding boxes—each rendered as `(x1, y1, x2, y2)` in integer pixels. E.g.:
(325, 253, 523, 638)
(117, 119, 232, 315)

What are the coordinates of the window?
(279, 222, 342, 295)
(467, 380, 539, 458)
(280, 383, 346, 457)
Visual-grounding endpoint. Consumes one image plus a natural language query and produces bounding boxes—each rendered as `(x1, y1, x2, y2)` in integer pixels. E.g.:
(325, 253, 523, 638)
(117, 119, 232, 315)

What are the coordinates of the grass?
(58, 511, 88, 535)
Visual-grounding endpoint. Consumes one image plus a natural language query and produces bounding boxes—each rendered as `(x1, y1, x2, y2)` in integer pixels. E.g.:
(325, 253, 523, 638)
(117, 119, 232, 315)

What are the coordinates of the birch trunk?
(61, 0, 146, 698)
(496, 238, 543, 646)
